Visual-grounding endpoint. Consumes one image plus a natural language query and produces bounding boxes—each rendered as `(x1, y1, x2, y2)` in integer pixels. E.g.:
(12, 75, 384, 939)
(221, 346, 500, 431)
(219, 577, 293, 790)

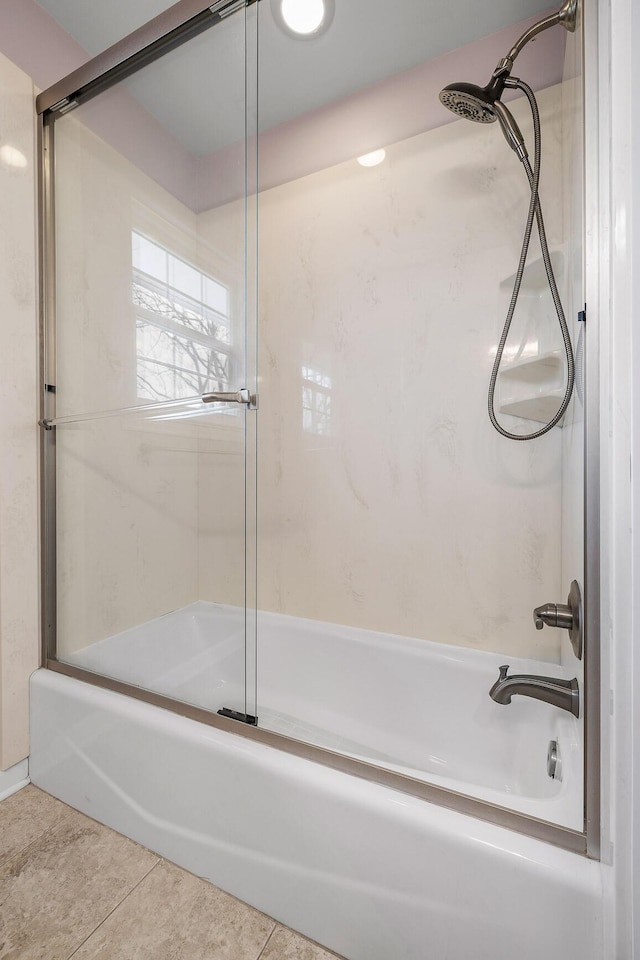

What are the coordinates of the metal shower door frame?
(36, 0, 600, 859)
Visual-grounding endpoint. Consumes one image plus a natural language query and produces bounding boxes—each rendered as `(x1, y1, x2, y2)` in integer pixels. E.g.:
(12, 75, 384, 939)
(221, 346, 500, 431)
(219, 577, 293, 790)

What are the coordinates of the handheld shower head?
(492, 98, 528, 160)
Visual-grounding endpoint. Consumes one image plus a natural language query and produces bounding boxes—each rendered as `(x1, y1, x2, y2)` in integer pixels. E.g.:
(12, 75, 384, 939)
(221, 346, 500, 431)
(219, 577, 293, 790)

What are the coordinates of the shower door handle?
(202, 388, 258, 409)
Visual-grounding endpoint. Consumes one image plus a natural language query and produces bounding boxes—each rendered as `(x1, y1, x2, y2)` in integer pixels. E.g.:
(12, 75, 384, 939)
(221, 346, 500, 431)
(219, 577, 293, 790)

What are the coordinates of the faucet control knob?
(533, 603, 561, 630)
(498, 664, 510, 681)
(532, 581, 583, 660)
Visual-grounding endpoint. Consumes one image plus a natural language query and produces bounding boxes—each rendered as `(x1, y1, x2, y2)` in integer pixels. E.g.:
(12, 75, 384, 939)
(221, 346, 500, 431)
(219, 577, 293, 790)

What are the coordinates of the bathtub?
(29, 603, 602, 960)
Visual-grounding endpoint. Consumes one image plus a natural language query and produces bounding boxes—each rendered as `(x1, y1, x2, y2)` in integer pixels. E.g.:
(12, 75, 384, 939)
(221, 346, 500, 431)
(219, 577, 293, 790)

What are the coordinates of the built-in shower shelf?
(498, 351, 565, 424)
(499, 388, 565, 424)
(498, 350, 563, 382)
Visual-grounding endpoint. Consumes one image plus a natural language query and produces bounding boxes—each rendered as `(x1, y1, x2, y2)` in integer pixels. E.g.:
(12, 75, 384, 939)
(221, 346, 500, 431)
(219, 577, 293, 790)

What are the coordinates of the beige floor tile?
(0, 808, 159, 960)
(71, 860, 275, 960)
(0, 785, 78, 868)
(260, 926, 343, 960)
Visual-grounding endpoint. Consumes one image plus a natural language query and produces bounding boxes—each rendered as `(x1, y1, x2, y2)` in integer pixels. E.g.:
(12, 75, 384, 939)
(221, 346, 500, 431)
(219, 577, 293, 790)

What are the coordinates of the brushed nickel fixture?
(547, 739, 561, 780)
(533, 580, 583, 660)
(489, 665, 580, 718)
(202, 388, 258, 408)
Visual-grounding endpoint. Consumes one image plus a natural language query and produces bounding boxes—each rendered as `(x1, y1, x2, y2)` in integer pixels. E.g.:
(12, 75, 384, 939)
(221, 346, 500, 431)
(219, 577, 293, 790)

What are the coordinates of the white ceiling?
(34, 0, 554, 155)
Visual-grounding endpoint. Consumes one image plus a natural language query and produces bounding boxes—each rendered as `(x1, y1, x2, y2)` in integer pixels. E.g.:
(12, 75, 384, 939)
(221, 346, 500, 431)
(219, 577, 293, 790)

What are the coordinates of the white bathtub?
(55, 601, 583, 827)
(29, 603, 602, 960)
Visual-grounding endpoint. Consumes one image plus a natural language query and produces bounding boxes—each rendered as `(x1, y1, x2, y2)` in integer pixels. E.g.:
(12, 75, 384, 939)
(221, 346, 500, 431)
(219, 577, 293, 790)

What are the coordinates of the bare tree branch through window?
(132, 232, 235, 404)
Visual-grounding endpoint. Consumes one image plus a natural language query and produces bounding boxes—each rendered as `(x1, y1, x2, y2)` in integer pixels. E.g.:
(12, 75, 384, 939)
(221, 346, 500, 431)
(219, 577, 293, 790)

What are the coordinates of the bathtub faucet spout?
(489, 665, 580, 718)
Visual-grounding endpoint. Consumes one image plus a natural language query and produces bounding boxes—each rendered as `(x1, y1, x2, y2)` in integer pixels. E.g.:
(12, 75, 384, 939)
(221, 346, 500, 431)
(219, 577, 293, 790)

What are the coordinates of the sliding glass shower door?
(42, 0, 259, 723)
(38, 0, 595, 853)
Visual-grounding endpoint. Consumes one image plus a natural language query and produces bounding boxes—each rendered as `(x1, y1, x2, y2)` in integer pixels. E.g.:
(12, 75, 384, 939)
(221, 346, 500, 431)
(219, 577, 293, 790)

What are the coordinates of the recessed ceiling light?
(357, 149, 386, 167)
(0, 145, 27, 169)
(272, 0, 335, 38)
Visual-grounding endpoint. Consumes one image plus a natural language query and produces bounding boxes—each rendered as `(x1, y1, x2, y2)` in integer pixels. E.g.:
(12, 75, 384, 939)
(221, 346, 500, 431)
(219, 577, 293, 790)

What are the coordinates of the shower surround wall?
(53, 82, 571, 666)
(55, 117, 199, 652)
(201, 83, 569, 662)
(53, 115, 247, 655)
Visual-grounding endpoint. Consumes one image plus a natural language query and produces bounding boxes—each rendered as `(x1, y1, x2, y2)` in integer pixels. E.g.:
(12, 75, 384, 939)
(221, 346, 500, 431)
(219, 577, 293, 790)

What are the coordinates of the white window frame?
(132, 229, 237, 405)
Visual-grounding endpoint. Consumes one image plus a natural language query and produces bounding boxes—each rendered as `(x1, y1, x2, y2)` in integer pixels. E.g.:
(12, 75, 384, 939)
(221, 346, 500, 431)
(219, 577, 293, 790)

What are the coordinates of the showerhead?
(439, 70, 509, 125)
(439, 75, 527, 161)
(439, 1, 579, 156)
(438, 82, 498, 124)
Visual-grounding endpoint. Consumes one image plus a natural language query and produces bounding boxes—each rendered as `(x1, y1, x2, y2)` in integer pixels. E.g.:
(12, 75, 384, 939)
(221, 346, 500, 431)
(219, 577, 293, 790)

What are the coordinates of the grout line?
(64, 859, 162, 960)
(267, 920, 348, 960)
(255, 923, 278, 960)
(4, 791, 346, 960)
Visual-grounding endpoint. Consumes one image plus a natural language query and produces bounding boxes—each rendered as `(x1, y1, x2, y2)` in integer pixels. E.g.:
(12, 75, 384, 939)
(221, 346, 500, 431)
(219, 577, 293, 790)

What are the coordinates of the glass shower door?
(253, 0, 586, 837)
(43, 0, 258, 723)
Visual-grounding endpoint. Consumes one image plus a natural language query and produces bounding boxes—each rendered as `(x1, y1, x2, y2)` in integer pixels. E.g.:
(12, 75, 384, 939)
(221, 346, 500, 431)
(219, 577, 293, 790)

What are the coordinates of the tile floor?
(0, 785, 344, 960)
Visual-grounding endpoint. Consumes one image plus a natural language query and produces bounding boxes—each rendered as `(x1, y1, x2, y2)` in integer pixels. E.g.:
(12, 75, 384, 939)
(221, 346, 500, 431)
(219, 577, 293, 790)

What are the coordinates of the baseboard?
(0, 757, 30, 801)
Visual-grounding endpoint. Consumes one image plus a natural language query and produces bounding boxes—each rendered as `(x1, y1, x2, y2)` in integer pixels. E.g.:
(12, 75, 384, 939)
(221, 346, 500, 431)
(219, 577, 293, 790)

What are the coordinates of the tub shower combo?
(31, 1, 602, 958)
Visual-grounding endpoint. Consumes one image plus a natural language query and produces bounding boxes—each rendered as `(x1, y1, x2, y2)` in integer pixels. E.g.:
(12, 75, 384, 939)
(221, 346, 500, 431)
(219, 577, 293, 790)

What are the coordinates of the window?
(132, 231, 234, 403)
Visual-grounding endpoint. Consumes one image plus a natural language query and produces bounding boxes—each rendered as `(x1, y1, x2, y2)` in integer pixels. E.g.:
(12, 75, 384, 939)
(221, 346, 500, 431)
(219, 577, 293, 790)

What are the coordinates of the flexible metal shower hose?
(488, 78, 575, 440)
